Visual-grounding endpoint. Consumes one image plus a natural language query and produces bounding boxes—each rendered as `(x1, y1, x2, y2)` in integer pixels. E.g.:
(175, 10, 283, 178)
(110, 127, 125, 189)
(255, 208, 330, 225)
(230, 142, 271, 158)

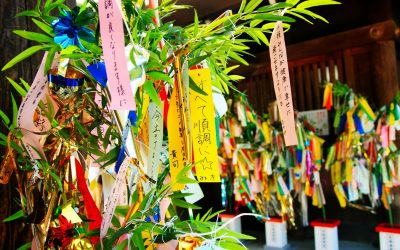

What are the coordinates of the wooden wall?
(238, 20, 399, 114)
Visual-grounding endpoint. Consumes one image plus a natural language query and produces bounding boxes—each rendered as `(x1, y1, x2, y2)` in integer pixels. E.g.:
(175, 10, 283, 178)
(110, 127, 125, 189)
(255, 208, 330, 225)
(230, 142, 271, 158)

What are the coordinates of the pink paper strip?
(381, 125, 389, 148)
(269, 21, 298, 146)
(99, 0, 136, 110)
(17, 52, 58, 160)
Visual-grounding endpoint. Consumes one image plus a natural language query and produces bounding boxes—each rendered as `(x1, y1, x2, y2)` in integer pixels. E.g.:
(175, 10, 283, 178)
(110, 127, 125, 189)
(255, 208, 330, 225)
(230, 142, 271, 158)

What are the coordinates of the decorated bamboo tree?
(324, 82, 400, 225)
(0, 0, 339, 249)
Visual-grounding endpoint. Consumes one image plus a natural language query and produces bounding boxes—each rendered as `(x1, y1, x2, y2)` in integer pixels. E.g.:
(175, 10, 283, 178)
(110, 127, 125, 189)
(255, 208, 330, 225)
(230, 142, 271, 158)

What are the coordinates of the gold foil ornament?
(178, 236, 203, 250)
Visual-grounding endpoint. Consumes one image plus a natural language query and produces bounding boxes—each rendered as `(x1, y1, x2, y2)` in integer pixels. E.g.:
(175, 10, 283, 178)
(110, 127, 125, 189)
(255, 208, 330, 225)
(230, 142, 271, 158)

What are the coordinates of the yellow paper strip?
(168, 57, 190, 190)
(189, 68, 221, 182)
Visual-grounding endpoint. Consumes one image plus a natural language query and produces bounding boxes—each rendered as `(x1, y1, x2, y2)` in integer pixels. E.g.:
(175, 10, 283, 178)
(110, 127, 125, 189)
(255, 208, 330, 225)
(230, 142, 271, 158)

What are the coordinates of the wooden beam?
(257, 20, 398, 64)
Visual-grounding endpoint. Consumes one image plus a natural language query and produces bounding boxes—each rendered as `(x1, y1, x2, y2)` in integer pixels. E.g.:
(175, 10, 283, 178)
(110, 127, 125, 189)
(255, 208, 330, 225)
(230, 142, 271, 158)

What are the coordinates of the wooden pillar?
(0, 1, 76, 249)
(0, 0, 33, 249)
(372, 40, 399, 106)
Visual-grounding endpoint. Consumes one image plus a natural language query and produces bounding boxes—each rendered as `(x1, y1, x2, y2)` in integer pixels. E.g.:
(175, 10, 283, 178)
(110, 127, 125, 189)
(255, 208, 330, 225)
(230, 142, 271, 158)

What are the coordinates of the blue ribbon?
(87, 62, 107, 87)
(145, 207, 160, 222)
(48, 73, 84, 87)
(296, 149, 302, 165)
(353, 114, 365, 134)
(338, 114, 347, 134)
(115, 111, 137, 173)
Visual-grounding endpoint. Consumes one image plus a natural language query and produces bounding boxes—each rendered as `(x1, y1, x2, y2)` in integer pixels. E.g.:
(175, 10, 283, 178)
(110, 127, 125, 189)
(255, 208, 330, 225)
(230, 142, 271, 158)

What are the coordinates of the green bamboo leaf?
(217, 228, 256, 240)
(223, 65, 240, 74)
(95, 147, 119, 163)
(169, 192, 194, 199)
(2, 210, 23, 222)
(171, 198, 201, 209)
(176, 175, 198, 184)
(7, 77, 27, 97)
(2, 44, 51, 71)
(256, 2, 293, 12)
(147, 70, 173, 85)
(48, 171, 63, 192)
(0, 110, 10, 126)
(133, 230, 145, 250)
(189, 76, 208, 96)
(80, 40, 102, 54)
(297, 0, 341, 10)
(228, 51, 249, 66)
(32, 18, 54, 36)
(20, 78, 30, 91)
(292, 8, 329, 23)
(188, 54, 209, 68)
(262, 22, 291, 31)
(16, 10, 40, 18)
(111, 215, 121, 228)
(287, 0, 301, 5)
(238, 0, 247, 13)
(252, 13, 296, 22)
(244, 0, 263, 13)
(253, 29, 269, 46)
(75, 7, 97, 26)
(286, 10, 314, 24)
(250, 19, 263, 28)
(246, 30, 260, 44)
(219, 241, 248, 250)
(200, 16, 229, 35)
(73, 117, 88, 136)
(13, 30, 54, 43)
(35, 0, 42, 12)
(43, 0, 64, 16)
(45, 45, 61, 74)
(204, 209, 225, 222)
(114, 206, 130, 217)
(143, 80, 162, 107)
(228, 75, 245, 81)
(11, 94, 18, 129)
(160, 43, 169, 62)
(16, 242, 32, 250)
(193, 9, 199, 36)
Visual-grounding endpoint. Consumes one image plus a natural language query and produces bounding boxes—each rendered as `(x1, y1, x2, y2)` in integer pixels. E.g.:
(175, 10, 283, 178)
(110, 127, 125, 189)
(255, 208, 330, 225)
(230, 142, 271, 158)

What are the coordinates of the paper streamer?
(61, 204, 83, 224)
(17, 52, 59, 160)
(143, 102, 163, 193)
(189, 68, 221, 182)
(98, 0, 136, 110)
(74, 156, 102, 245)
(212, 86, 228, 117)
(100, 157, 132, 240)
(168, 57, 190, 190)
(269, 21, 298, 146)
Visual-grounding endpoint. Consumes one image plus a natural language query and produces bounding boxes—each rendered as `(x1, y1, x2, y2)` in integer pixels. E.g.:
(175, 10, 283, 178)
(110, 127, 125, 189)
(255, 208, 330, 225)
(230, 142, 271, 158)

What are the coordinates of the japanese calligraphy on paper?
(189, 69, 221, 182)
(99, 0, 136, 110)
(269, 21, 298, 146)
(143, 103, 163, 193)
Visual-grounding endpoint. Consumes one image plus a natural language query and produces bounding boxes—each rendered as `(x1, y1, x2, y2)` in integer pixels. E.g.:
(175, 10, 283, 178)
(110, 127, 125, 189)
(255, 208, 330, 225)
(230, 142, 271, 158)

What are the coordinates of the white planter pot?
(265, 218, 288, 249)
(311, 219, 340, 250)
(220, 213, 242, 234)
(376, 223, 400, 250)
